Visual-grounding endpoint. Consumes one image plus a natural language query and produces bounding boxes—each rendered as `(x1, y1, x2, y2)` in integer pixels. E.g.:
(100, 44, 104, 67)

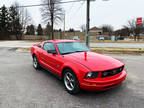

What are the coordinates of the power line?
(73, 1, 85, 15)
(67, 0, 83, 15)
(1, 0, 5, 6)
(68, 2, 75, 14)
(17, 0, 88, 8)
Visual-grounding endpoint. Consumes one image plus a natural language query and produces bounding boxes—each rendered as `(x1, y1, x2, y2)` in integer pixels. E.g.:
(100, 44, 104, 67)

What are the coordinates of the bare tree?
(20, 8, 32, 35)
(80, 24, 86, 32)
(127, 19, 136, 36)
(114, 26, 130, 39)
(101, 24, 114, 36)
(125, 19, 144, 41)
(121, 26, 130, 36)
(40, 0, 64, 39)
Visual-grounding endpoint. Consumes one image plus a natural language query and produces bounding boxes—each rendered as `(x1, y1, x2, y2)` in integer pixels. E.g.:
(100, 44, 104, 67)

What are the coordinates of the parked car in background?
(117, 36, 125, 40)
(31, 40, 127, 94)
(98, 36, 105, 40)
(73, 36, 79, 40)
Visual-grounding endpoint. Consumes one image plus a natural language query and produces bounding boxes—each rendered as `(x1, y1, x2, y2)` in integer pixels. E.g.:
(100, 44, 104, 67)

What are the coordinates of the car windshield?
(56, 42, 90, 55)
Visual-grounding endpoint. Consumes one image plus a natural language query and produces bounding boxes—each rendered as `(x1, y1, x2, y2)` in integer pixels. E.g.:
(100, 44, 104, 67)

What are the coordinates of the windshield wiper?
(74, 51, 85, 52)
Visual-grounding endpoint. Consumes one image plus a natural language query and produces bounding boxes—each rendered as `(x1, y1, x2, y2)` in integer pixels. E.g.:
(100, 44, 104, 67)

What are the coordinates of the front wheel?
(63, 69, 80, 94)
(33, 55, 40, 69)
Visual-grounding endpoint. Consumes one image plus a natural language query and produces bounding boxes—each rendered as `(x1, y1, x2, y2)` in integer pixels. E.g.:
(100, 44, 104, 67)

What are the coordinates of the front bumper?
(80, 70, 127, 91)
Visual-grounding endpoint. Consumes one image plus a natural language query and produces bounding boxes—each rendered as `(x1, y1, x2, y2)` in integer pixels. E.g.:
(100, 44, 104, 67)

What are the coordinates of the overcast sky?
(0, 0, 143, 30)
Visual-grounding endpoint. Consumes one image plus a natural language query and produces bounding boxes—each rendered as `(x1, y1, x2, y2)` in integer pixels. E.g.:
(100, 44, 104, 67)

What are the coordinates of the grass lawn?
(91, 47, 144, 54)
(84, 40, 144, 43)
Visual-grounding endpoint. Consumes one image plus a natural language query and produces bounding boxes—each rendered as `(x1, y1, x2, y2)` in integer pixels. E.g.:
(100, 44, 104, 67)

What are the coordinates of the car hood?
(64, 52, 124, 71)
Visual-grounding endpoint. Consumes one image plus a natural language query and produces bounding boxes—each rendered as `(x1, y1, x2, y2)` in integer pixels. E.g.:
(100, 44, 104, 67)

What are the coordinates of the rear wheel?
(33, 55, 40, 69)
(63, 69, 80, 94)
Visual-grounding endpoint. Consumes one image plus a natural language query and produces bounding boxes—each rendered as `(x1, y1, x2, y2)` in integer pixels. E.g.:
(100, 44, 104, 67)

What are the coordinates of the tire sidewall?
(63, 69, 80, 94)
(33, 55, 40, 69)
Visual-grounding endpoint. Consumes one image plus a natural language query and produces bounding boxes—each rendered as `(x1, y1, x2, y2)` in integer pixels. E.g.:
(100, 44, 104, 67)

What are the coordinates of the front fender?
(61, 61, 90, 83)
(31, 46, 41, 62)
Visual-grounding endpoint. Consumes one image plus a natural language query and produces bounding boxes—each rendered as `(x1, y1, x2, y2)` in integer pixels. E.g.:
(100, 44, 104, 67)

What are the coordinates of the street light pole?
(86, 0, 90, 47)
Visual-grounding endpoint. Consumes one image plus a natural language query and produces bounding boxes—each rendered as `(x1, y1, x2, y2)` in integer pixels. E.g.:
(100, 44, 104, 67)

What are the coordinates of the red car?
(31, 40, 127, 94)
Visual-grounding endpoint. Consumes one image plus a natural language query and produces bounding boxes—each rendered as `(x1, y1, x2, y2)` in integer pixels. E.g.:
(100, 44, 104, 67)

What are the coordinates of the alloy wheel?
(33, 56, 38, 68)
(64, 72, 75, 91)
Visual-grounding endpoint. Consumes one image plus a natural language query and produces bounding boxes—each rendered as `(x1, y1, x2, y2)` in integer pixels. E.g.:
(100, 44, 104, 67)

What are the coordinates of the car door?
(40, 42, 54, 68)
(41, 42, 63, 75)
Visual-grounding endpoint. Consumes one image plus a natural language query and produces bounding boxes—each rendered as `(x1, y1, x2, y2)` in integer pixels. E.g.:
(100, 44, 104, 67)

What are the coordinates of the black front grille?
(101, 66, 124, 78)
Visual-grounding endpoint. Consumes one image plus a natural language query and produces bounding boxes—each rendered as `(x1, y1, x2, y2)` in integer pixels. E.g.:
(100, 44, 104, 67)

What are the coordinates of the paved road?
(1, 41, 144, 48)
(90, 43, 144, 48)
(0, 47, 144, 108)
(0, 41, 34, 48)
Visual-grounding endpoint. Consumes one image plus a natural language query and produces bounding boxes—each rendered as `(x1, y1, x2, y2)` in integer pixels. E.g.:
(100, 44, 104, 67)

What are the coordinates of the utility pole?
(86, 0, 107, 47)
(86, 0, 90, 47)
(64, 14, 66, 38)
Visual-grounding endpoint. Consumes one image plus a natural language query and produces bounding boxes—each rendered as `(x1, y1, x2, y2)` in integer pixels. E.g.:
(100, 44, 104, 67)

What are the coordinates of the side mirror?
(47, 50, 57, 55)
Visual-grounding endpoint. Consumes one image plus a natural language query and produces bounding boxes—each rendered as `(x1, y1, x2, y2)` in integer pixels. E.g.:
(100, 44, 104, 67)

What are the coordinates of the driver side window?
(43, 42, 56, 51)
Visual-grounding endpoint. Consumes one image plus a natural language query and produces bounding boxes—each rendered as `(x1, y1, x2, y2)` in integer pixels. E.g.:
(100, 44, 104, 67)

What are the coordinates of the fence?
(9, 31, 111, 41)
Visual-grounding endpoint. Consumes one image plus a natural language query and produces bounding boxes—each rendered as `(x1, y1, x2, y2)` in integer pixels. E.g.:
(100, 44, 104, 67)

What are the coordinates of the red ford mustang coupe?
(31, 40, 127, 94)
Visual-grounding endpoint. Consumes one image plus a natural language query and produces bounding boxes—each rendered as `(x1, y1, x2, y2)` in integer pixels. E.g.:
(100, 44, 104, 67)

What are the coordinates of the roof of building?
(90, 26, 102, 30)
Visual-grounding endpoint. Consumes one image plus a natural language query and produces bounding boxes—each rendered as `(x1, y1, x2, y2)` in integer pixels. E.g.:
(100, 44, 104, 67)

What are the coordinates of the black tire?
(33, 55, 40, 69)
(63, 69, 80, 94)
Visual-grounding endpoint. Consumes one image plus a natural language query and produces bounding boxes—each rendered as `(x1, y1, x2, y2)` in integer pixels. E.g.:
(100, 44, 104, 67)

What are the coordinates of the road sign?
(137, 17, 142, 25)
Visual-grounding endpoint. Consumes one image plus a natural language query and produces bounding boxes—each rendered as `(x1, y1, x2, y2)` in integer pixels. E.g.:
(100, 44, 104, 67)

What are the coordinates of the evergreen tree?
(9, 5, 22, 40)
(37, 24, 43, 35)
(44, 22, 51, 36)
(0, 5, 10, 39)
(26, 25, 30, 35)
(25, 25, 35, 35)
(29, 25, 35, 35)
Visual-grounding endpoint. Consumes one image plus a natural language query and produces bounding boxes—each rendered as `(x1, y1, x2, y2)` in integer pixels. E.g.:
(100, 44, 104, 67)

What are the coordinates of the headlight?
(85, 72, 99, 79)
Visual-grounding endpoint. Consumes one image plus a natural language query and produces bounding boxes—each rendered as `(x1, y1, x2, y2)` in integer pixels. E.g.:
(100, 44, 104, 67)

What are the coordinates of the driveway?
(0, 46, 144, 108)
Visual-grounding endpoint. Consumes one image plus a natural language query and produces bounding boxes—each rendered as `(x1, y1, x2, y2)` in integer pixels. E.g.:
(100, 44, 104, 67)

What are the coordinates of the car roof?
(46, 40, 79, 43)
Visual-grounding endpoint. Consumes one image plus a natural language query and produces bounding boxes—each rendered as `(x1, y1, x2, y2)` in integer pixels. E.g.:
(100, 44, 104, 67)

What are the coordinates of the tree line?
(1, 0, 144, 41)
(0, 4, 52, 40)
(94, 19, 144, 41)
(0, 0, 64, 40)
(115, 19, 144, 41)
(0, 3, 32, 40)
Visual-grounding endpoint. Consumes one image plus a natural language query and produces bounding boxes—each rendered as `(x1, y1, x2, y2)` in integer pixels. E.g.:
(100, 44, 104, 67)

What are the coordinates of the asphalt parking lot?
(0, 47, 144, 108)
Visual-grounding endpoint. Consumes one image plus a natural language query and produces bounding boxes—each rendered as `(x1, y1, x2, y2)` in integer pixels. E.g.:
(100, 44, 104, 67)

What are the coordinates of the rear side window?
(43, 42, 56, 51)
